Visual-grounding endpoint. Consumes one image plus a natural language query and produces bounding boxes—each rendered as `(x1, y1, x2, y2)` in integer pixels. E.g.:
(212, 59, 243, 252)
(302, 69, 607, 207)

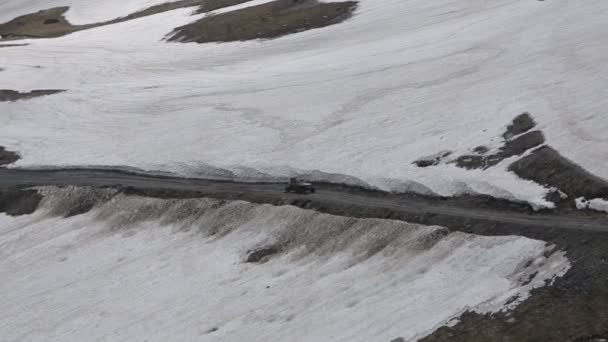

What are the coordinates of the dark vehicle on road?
(284, 177, 316, 194)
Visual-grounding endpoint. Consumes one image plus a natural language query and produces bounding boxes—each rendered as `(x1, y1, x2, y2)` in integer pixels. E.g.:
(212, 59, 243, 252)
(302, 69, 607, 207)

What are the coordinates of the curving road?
(1, 167, 607, 235)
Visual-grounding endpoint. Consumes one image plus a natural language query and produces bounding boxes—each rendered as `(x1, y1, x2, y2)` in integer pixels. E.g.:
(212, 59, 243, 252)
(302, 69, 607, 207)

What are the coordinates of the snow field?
(0, 0, 607, 207)
(0, 187, 570, 341)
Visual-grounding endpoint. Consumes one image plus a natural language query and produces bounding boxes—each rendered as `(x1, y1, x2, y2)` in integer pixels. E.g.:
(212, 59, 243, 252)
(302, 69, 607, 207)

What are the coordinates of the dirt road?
(1, 168, 606, 236)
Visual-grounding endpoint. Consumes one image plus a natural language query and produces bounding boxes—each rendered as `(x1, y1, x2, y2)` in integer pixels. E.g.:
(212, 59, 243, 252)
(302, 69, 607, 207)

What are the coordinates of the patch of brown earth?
(0, 7, 75, 39)
(503, 112, 536, 140)
(0, 147, 19, 166)
(0, 1, 253, 40)
(169, 0, 358, 43)
(509, 146, 608, 202)
(0, 89, 65, 102)
(0, 43, 28, 47)
(456, 130, 545, 169)
(415, 112, 608, 208)
(454, 114, 545, 170)
(0, 188, 41, 215)
(245, 245, 281, 263)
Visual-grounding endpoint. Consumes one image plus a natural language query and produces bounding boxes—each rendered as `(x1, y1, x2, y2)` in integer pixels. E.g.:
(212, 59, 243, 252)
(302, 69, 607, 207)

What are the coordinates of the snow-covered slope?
(1, 0, 607, 207)
(0, 0, 183, 24)
(0, 187, 569, 341)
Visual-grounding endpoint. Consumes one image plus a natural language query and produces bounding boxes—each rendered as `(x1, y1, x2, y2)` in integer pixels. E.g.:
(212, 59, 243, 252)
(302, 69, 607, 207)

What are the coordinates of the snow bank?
(0, 187, 569, 341)
(1, 0, 607, 207)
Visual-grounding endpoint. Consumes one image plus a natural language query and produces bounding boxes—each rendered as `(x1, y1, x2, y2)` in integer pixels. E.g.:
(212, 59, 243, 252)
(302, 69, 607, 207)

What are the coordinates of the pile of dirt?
(169, 0, 358, 43)
(0, 89, 65, 102)
(0, 146, 19, 166)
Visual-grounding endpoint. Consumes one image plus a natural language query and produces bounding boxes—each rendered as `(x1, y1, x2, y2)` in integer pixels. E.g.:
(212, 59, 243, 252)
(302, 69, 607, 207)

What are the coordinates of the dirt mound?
(0, 89, 65, 102)
(0, 147, 19, 166)
(169, 0, 358, 43)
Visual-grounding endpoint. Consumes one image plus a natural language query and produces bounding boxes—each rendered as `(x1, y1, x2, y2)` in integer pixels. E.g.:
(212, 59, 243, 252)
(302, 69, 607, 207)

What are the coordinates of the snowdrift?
(0, 187, 569, 341)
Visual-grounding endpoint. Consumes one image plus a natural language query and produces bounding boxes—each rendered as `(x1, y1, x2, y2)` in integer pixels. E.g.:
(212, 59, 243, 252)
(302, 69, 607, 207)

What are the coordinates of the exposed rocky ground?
(0, 89, 65, 102)
(169, 0, 357, 43)
(0, 1, 248, 40)
(0, 0, 356, 43)
(415, 113, 608, 211)
(0, 146, 19, 165)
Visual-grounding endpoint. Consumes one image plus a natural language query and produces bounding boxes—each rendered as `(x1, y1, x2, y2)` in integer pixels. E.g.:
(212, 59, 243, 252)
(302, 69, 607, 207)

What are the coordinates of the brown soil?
(0, 1, 253, 40)
(245, 246, 281, 262)
(503, 112, 536, 140)
(0, 187, 41, 215)
(0, 43, 28, 47)
(509, 146, 608, 202)
(0, 7, 74, 39)
(0, 89, 65, 102)
(456, 130, 546, 169)
(168, 0, 358, 43)
(0, 146, 19, 165)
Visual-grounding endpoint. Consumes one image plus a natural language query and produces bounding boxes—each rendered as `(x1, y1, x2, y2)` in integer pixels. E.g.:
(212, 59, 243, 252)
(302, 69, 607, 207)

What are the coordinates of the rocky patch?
(0, 147, 19, 166)
(169, 0, 358, 43)
(0, 1, 254, 41)
(414, 112, 608, 209)
(0, 187, 42, 216)
(0, 89, 65, 102)
(0, 7, 74, 39)
(245, 246, 281, 263)
(510, 146, 608, 203)
(414, 151, 452, 168)
(503, 112, 536, 140)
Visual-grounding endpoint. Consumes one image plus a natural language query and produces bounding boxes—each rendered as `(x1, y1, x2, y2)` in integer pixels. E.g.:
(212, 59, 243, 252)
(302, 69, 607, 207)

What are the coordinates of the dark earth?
(0, 0, 357, 43)
(0, 146, 19, 165)
(0, 89, 65, 102)
(416, 113, 608, 210)
(169, 0, 358, 43)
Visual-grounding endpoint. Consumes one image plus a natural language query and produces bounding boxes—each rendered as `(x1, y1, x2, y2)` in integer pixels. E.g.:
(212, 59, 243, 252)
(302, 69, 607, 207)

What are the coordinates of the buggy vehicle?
(284, 177, 316, 194)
